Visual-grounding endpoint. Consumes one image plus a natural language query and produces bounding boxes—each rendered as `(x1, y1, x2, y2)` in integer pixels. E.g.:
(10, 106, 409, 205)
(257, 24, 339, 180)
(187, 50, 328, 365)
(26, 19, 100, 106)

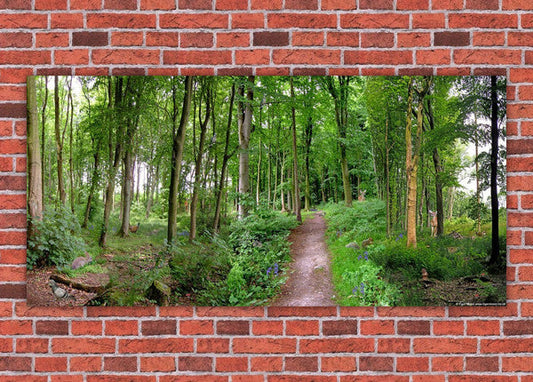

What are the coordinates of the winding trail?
(272, 212, 336, 306)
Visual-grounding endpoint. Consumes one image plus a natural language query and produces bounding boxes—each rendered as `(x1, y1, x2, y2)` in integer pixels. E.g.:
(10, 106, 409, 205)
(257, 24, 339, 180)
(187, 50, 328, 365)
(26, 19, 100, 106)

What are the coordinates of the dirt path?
(272, 212, 336, 306)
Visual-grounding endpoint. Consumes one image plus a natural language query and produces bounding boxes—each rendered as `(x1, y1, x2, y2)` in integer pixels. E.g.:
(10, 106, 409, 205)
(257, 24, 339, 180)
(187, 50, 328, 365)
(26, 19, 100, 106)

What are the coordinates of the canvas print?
(26, 75, 507, 307)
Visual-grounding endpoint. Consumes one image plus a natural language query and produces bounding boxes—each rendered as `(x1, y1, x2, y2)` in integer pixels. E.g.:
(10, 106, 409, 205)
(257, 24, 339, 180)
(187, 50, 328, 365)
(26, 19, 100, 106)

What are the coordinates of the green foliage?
(27, 206, 88, 269)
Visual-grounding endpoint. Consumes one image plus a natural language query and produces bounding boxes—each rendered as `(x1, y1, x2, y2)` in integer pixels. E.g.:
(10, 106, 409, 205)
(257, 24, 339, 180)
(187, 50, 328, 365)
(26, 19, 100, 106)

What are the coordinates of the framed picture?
(26, 75, 506, 307)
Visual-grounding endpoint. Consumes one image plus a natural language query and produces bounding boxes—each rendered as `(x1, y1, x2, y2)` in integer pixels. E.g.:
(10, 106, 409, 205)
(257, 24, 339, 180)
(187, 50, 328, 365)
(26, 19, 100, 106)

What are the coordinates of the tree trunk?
(27, 76, 43, 239)
(190, 79, 212, 241)
(489, 75, 500, 266)
(426, 97, 444, 236)
(405, 79, 417, 247)
(40, 76, 48, 210)
(290, 77, 302, 222)
(237, 76, 254, 218)
(54, 76, 67, 206)
(385, 117, 391, 237)
(167, 76, 193, 244)
(213, 83, 236, 232)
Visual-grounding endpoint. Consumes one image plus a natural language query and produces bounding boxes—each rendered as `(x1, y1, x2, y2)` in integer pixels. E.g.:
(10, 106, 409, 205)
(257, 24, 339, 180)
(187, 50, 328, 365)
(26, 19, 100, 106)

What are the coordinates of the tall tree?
(27, 76, 43, 238)
(190, 78, 212, 241)
(237, 76, 254, 218)
(167, 76, 193, 244)
(54, 76, 67, 205)
(489, 75, 500, 266)
(405, 77, 432, 248)
(325, 76, 353, 207)
(40, 76, 48, 210)
(290, 77, 302, 222)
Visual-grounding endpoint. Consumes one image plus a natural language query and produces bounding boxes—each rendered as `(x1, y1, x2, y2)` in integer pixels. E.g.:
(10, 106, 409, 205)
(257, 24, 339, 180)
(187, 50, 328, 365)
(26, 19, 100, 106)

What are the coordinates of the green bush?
(27, 206, 88, 269)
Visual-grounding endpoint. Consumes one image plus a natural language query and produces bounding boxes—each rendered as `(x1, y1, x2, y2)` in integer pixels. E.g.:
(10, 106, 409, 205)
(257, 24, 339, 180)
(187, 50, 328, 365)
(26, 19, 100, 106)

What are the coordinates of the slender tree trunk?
(27, 76, 43, 239)
(213, 83, 236, 232)
(405, 79, 417, 247)
(67, 78, 75, 213)
(256, 138, 262, 205)
(190, 79, 212, 241)
(489, 75, 500, 266)
(167, 76, 193, 244)
(237, 76, 254, 218)
(385, 117, 391, 237)
(426, 97, 444, 236)
(40, 76, 48, 210)
(290, 78, 302, 222)
(54, 76, 67, 206)
(82, 143, 101, 228)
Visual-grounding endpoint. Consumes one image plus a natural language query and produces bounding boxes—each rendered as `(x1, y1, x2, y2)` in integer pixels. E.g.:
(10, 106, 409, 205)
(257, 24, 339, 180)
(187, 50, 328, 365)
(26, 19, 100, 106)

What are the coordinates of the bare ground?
(272, 212, 336, 306)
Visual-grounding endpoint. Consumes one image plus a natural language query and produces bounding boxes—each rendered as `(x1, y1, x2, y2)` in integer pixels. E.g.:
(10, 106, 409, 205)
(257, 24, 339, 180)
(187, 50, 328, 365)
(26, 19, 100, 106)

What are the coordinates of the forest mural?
(26, 75, 507, 307)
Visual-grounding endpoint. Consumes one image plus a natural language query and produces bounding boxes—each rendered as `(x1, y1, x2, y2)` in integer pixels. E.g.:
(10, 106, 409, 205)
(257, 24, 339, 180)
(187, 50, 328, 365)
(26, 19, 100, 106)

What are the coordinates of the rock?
(346, 242, 360, 249)
(146, 280, 171, 306)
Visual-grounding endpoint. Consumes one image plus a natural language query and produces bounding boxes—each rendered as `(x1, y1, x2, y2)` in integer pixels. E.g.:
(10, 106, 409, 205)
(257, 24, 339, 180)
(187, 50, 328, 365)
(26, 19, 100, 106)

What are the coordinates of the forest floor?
(272, 212, 336, 306)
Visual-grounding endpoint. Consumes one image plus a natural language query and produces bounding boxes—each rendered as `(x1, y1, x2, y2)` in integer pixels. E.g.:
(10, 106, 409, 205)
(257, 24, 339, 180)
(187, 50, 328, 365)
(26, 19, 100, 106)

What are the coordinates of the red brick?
(111, 32, 143, 46)
(359, 0, 392, 8)
(301, 338, 374, 353)
(0, 265, 25, 281)
(146, 32, 179, 47)
(105, 320, 138, 336)
(397, 357, 429, 372)
(414, 338, 477, 354)
(321, 356, 356, 372)
(251, 356, 282, 371)
(472, 31, 505, 46)
(71, 321, 102, 336)
(466, 320, 500, 335)
(253, 31, 289, 46)
(36, 320, 69, 335)
(361, 32, 394, 48)
(433, 320, 464, 335)
(140, 356, 175, 372)
(160, 13, 228, 28)
(16, 338, 48, 353)
(432, 356, 464, 372)
(52, 338, 116, 354)
(232, 376, 263, 382)
(70, 356, 102, 372)
(341, 13, 409, 28)
(285, 320, 319, 336)
(51, 13, 84, 28)
(0, 33, 32, 48)
(55, 49, 90, 65)
(360, 320, 394, 335)
(397, 0, 428, 9)
(454, 49, 521, 65)
(0, 51, 51, 65)
(502, 356, 533, 371)
(268, 13, 336, 28)
(359, 356, 394, 371)
(466, 356, 499, 371)
(142, 320, 176, 335)
(35, 0, 66, 8)
(416, 49, 450, 65)
(345, 50, 412, 65)
(504, 319, 533, 335)
(0, 13, 48, 28)
(36, 32, 69, 47)
(397, 32, 430, 47)
(466, 0, 499, 9)
(216, 0, 248, 9)
(0, 320, 32, 335)
(326, 32, 359, 47)
(449, 13, 518, 28)
(141, 0, 175, 9)
(235, 49, 270, 65)
(180, 320, 214, 335)
(0, 157, 12, 172)
(322, 320, 357, 335)
(34, 357, 67, 372)
(286, 0, 318, 9)
(197, 338, 230, 353)
(104, 356, 137, 372)
(92, 49, 159, 65)
(178, 356, 212, 371)
(271, 377, 335, 382)
(503, 0, 533, 9)
(105, 0, 136, 9)
(285, 356, 318, 371)
(87, 13, 156, 28)
(215, 357, 248, 372)
(181, 32, 213, 48)
(233, 338, 296, 354)
(216, 320, 249, 335)
(217, 32, 250, 47)
(178, 0, 211, 8)
(413, 13, 445, 28)
(231, 12, 265, 28)
(508, 176, 533, 192)
(252, 320, 283, 335)
(522, 121, 533, 135)
(120, 338, 194, 353)
(0, 357, 32, 371)
(251, 0, 282, 9)
(0, 0, 31, 9)
(164, 50, 232, 65)
(70, 0, 101, 8)
(273, 49, 340, 65)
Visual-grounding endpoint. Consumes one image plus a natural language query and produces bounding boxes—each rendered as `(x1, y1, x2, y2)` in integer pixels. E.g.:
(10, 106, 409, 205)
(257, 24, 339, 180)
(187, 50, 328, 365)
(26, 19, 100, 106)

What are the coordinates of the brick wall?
(1, 0, 532, 380)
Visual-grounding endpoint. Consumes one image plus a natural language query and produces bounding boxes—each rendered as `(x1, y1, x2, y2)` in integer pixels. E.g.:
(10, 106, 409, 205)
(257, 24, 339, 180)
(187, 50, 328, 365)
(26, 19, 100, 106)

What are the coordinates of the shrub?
(27, 206, 88, 269)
